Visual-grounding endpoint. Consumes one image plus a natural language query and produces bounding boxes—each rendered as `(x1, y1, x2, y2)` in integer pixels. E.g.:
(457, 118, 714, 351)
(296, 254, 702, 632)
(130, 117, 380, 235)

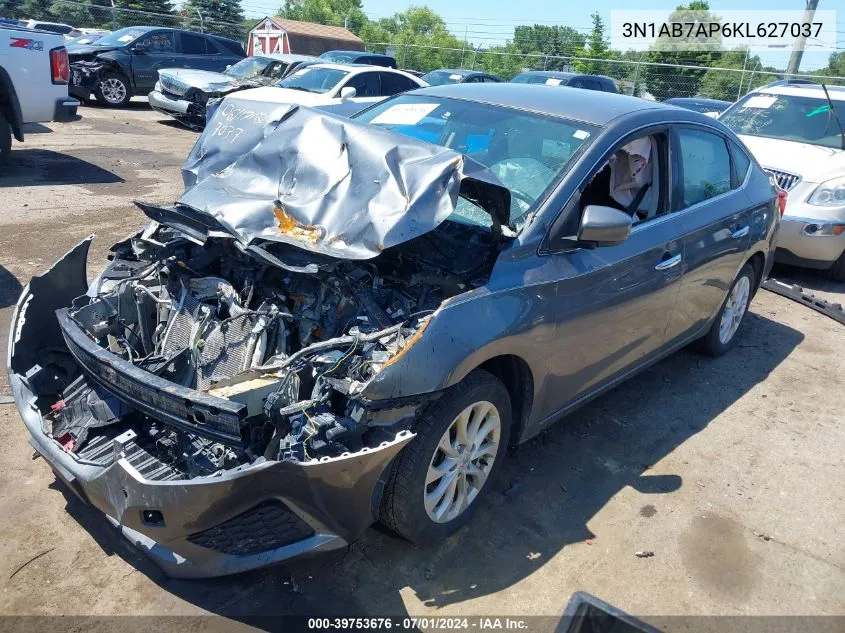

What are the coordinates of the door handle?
(655, 253, 682, 271)
(731, 225, 750, 239)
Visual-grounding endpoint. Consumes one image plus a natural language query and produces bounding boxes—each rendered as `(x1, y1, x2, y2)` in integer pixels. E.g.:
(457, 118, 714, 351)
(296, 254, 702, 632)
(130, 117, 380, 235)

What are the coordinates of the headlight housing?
(808, 176, 845, 207)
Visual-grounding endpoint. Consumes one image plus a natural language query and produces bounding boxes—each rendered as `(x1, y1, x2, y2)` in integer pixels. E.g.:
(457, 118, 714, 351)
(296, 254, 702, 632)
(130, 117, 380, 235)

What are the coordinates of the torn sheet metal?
(178, 98, 509, 260)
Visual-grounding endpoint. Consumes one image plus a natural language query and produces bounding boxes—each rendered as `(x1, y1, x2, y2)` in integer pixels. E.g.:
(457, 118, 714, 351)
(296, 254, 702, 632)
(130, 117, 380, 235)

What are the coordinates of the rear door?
(665, 125, 756, 342)
(131, 30, 177, 91)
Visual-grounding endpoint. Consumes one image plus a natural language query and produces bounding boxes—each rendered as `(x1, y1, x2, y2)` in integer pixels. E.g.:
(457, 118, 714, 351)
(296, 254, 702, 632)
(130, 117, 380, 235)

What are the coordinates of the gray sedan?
(8, 84, 778, 577)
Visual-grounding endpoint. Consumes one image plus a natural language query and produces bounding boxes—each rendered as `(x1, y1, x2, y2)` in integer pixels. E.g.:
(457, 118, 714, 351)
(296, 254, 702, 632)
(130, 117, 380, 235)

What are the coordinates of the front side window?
(720, 92, 845, 149)
(355, 95, 599, 229)
(137, 31, 175, 54)
(277, 66, 349, 93)
(344, 72, 380, 97)
(678, 128, 732, 207)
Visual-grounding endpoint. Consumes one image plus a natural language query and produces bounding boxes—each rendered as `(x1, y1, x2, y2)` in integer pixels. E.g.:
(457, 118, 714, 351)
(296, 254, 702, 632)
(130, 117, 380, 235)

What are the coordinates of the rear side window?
(678, 128, 732, 207)
(180, 32, 208, 54)
(729, 140, 752, 186)
(378, 72, 418, 96)
(582, 78, 603, 91)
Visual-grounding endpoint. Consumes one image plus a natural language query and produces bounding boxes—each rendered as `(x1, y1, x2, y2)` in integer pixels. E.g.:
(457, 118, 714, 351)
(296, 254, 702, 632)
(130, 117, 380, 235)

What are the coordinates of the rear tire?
(820, 251, 845, 282)
(379, 370, 511, 544)
(94, 72, 131, 107)
(0, 111, 11, 165)
(699, 263, 755, 357)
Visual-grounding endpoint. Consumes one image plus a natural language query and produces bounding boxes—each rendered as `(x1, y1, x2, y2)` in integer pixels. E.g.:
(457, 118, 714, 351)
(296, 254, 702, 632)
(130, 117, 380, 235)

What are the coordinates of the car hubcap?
(719, 275, 751, 344)
(101, 78, 126, 103)
(424, 400, 501, 523)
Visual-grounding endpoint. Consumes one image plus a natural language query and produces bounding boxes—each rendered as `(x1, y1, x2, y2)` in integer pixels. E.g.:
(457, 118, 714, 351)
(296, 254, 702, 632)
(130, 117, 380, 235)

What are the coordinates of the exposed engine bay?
(51, 219, 498, 478)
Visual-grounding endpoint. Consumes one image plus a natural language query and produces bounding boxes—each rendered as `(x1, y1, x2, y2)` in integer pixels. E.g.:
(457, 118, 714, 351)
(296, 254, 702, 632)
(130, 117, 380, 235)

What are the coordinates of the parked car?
(229, 63, 426, 118)
(665, 96, 732, 117)
(149, 53, 318, 129)
(23, 19, 76, 37)
(720, 83, 845, 279)
(0, 23, 78, 163)
(511, 70, 618, 93)
(421, 68, 503, 85)
(319, 50, 396, 68)
(9, 83, 778, 578)
(67, 26, 246, 107)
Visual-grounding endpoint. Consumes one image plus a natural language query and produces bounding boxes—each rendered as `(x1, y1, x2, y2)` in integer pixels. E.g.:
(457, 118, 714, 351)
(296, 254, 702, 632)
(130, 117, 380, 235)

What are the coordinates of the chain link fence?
(366, 41, 845, 103)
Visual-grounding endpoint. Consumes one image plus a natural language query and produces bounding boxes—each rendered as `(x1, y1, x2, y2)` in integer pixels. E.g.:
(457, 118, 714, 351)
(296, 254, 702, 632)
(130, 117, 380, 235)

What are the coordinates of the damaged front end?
(8, 104, 509, 578)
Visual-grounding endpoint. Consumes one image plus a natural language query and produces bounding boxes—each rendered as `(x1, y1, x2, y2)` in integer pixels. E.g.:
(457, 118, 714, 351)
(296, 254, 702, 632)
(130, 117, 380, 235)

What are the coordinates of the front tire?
(94, 72, 131, 107)
(380, 370, 512, 543)
(699, 263, 755, 357)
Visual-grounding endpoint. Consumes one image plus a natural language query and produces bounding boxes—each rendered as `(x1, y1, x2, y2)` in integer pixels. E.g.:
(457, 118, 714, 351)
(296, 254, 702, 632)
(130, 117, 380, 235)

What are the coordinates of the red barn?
(246, 17, 364, 57)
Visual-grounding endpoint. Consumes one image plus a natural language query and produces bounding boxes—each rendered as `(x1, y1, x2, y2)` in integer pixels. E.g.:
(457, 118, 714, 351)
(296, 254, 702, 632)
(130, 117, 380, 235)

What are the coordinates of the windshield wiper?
(821, 84, 845, 151)
(279, 85, 313, 93)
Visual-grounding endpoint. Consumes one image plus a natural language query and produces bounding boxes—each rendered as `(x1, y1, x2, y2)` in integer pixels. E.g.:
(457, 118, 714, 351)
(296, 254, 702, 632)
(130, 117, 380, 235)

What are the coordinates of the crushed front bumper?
(148, 90, 205, 129)
(7, 237, 415, 578)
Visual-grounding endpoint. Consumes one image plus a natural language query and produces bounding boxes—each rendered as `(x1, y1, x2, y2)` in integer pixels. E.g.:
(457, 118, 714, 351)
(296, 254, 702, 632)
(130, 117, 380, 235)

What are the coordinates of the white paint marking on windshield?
(743, 95, 778, 109)
(545, 78, 563, 86)
(573, 129, 590, 140)
(369, 103, 439, 125)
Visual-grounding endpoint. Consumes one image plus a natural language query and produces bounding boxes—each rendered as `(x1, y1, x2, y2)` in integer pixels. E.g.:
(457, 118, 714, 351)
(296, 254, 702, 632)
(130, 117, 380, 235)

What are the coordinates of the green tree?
(512, 24, 585, 70)
(641, 1, 723, 100)
(573, 12, 614, 74)
(183, 0, 244, 39)
(279, 0, 367, 35)
(113, 0, 177, 27)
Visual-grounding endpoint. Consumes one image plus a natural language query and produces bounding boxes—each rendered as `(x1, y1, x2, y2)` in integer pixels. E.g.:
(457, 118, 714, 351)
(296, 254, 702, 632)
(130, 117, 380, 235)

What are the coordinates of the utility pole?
(786, 0, 819, 76)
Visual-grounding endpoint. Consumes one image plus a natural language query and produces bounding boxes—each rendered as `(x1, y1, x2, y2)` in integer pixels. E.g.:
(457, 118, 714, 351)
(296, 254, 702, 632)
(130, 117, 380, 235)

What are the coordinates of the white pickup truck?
(0, 24, 79, 163)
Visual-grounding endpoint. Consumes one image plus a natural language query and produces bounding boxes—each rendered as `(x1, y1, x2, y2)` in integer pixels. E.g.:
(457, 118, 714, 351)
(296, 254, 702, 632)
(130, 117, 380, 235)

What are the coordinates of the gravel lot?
(1, 103, 844, 628)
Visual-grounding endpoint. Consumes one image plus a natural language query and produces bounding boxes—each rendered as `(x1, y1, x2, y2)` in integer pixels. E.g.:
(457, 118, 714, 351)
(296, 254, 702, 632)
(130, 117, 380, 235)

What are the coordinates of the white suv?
(720, 83, 845, 280)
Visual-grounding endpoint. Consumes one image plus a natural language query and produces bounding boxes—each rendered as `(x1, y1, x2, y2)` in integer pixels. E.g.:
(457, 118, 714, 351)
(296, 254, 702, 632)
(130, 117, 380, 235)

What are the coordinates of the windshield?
(355, 94, 598, 228)
(226, 56, 278, 79)
(422, 71, 466, 86)
(67, 32, 108, 46)
(721, 92, 845, 149)
(277, 66, 349, 93)
(320, 51, 357, 63)
(91, 27, 147, 47)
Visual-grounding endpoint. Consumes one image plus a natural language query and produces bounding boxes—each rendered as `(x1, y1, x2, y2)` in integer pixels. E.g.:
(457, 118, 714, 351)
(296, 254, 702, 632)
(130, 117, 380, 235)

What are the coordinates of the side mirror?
(340, 86, 357, 100)
(130, 43, 148, 54)
(577, 205, 632, 247)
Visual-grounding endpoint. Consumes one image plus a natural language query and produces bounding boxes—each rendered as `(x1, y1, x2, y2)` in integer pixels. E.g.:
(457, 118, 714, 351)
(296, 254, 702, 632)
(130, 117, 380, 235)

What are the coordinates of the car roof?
(667, 97, 732, 105)
(119, 25, 241, 43)
(410, 83, 667, 125)
(322, 50, 391, 58)
(749, 84, 845, 101)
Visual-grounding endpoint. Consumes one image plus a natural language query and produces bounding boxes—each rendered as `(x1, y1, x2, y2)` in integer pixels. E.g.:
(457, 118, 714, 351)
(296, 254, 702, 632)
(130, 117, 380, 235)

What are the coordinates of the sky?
(240, 0, 845, 72)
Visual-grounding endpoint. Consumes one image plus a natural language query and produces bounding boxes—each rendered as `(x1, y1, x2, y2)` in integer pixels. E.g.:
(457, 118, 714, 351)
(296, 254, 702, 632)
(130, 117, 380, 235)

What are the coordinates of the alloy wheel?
(424, 400, 501, 523)
(719, 275, 751, 344)
(101, 78, 127, 104)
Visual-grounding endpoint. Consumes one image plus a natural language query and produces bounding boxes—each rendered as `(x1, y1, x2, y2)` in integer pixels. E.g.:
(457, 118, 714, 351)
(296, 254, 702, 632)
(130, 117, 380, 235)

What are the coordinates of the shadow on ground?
(50, 310, 803, 626)
(0, 149, 123, 188)
(0, 264, 22, 309)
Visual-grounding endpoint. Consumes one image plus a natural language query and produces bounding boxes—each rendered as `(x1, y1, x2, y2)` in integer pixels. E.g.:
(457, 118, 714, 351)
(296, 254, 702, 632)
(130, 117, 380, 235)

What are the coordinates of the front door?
(131, 30, 178, 91)
(665, 126, 755, 343)
(538, 130, 685, 421)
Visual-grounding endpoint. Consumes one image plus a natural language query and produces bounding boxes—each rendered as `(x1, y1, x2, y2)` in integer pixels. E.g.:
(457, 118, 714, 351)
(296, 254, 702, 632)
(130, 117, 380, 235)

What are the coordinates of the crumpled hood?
(738, 134, 845, 184)
(175, 97, 509, 260)
(158, 68, 239, 94)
